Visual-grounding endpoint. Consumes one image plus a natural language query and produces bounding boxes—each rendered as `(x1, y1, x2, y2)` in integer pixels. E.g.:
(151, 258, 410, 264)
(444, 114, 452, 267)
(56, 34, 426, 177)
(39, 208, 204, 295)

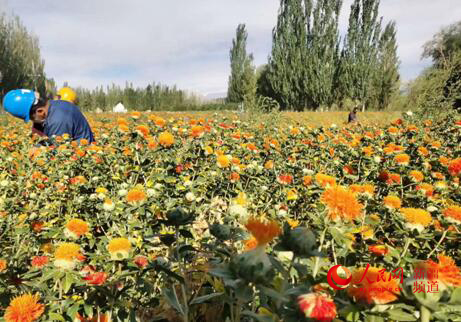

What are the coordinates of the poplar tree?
(337, 0, 382, 110)
(227, 24, 256, 103)
(375, 21, 400, 109)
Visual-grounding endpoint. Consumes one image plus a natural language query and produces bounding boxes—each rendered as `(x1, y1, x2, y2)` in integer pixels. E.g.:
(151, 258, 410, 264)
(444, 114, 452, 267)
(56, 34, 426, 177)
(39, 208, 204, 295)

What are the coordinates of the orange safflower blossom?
(448, 158, 461, 176)
(245, 217, 281, 247)
(400, 208, 432, 232)
(347, 266, 400, 304)
(4, 293, 45, 322)
(126, 188, 147, 204)
(394, 153, 410, 166)
(368, 245, 389, 256)
(442, 205, 461, 225)
(315, 173, 336, 188)
(0, 259, 7, 272)
(321, 186, 364, 221)
(409, 170, 424, 182)
(415, 255, 461, 288)
(64, 219, 89, 239)
(108, 238, 132, 260)
(383, 195, 402, 210)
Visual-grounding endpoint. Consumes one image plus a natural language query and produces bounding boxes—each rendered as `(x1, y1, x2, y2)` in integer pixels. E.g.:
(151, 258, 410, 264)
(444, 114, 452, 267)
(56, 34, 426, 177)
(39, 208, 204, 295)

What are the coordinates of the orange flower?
(415, 255, 461, 287)
(368, 245, 389, 256)
(383, 196, 402, 209)
(108, 237, 131, 260)
(158, 131, 175, 147)
(298, 293, 337, 321)
(54, 243, 82, 270)
(245, 217, 281, 247)
(135, 125, 150, 137)
(418, 146, 429, 157)
(190, 125, 204, 138)
(277, 174, 293, 185)
(362, 146, 373, 156)
(321, 186, 363, 221)
(442, 205, 461, 225)
(303, 175, 313, 186)
(394, 153, 410, 166)
(347, 266, 400, 304)
(229, 172, 240, 182)
(409, 170, 424, 182)
(0, 259, 7, 272)
(243, 237, 258, 251)
(4, 293, 45, 322)
(416, 183, 434, 198)
(126, 188, 147, 204)
(400, 208, 432, 232)
(315, 173, 336, 188)
(388, 126, 399, 135)
(350, 184, 374, 197)
(448, 158, 461, 176)
(387, 173, 401, 185)
(31, 256, 48, 269)
(65, 219, 89, 239)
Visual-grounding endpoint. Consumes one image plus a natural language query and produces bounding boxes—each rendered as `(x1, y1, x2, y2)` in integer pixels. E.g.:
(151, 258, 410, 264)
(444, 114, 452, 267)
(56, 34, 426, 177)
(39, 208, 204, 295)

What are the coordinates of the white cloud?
(2, 0, 460, 95)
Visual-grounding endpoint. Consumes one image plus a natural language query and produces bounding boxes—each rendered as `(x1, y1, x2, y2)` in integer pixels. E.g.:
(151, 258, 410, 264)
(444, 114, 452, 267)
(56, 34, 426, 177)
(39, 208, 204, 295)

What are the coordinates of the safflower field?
(0, 110, 461, 322)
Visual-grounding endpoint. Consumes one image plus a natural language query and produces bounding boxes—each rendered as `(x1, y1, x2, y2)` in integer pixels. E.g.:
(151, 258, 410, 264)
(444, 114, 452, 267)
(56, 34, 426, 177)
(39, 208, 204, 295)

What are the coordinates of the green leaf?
(163, 287, 184, 315)
(62, 272, 74, 294)
(190, 292, 224, 305)
(387, 309, 417, 321)
(258, 286, 288, 302)
(241, 310, 274, 322)
(48, 313, 66, 321)
(66, 303, 80, 320)
(450, 287, 461, 304)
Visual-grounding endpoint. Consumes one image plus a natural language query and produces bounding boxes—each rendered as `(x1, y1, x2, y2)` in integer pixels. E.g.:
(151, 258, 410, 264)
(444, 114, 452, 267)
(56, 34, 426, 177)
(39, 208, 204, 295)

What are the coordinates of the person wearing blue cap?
(2, 89, 94, 144)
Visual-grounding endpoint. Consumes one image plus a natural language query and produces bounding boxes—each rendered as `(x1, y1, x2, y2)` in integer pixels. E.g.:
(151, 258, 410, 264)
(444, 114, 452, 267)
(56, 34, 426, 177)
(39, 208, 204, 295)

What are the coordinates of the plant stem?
(313, 227, 327, 279)
(427, 230, 447, 259)
(421, 305, 431, 322)
(397, 238, 411, 267)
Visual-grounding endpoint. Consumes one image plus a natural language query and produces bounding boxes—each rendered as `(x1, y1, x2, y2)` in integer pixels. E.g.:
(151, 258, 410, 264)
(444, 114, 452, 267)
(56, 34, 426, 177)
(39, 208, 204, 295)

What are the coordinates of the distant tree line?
(72, 82, 205, 111)
(227, 0, 400, 111)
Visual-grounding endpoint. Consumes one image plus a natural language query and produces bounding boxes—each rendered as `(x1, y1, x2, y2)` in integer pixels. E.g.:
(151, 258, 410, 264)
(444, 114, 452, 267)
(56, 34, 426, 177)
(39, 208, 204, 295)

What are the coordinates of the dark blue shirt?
(44, 100, 95, 143)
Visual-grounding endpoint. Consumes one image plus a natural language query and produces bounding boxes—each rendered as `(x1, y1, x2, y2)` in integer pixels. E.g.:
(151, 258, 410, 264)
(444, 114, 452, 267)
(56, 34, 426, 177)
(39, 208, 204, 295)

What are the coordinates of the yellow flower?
(54, 243, 81, 270)
(158, 131, 175, 147)
(383, 195, 402, 209)
(286, 189, 298, 201)
(400, 208, 432, 232)
(96, 187, 108, 194)
(217, 155, 231, 168)
(108, 237, 132, 260)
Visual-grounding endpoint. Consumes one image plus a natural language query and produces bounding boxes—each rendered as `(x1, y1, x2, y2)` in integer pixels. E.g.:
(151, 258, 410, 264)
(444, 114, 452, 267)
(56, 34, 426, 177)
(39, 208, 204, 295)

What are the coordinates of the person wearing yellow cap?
(57, 87, 77, 104)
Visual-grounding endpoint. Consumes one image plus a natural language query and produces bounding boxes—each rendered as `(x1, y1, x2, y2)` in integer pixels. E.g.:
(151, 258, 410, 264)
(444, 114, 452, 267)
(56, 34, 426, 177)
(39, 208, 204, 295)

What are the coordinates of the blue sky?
(1, 0, 460, 97)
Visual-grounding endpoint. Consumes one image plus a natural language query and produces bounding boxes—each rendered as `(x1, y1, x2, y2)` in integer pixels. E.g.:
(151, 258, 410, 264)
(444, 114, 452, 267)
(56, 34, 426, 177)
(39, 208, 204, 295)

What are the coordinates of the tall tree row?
(227, 24, 256, 104)
(0, 13, 48, 100)
(230, 0, 401, 111)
